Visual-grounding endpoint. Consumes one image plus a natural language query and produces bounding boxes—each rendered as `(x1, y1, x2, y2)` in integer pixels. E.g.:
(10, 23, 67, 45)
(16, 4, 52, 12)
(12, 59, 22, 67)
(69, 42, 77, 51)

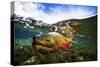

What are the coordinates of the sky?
(14, 1, 97, 24)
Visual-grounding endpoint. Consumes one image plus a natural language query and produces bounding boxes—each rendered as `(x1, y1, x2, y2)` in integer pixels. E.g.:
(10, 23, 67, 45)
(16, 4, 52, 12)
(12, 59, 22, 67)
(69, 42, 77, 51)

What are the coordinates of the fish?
(32, 32, 74, 52)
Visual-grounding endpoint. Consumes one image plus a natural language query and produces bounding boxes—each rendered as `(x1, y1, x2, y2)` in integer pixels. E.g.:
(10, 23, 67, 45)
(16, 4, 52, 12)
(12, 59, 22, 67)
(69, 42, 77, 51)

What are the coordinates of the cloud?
(14, 1, 97, 24)
(15, 1, 40, 18)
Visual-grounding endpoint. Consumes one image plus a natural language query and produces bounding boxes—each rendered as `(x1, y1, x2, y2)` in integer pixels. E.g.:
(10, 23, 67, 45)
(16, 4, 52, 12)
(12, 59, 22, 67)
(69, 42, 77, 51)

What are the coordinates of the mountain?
(11, 14, 51, 29)
(49, 16, 97, 40)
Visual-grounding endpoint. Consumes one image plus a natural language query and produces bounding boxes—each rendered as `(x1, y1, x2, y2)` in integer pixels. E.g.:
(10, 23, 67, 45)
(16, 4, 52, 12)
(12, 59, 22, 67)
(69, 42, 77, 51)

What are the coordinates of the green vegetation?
(14, 43, 97, 65)
(75, 16, 97, 40)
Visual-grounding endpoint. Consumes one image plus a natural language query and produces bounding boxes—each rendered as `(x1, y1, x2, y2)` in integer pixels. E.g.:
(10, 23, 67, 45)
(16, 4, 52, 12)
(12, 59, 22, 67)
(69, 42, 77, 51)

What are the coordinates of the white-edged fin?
(47, 32, 62, 36)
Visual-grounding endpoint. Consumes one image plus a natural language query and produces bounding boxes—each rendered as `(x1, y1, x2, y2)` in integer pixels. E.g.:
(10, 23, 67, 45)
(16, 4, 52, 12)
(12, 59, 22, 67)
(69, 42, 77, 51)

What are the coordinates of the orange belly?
(57, 42, 70, 49)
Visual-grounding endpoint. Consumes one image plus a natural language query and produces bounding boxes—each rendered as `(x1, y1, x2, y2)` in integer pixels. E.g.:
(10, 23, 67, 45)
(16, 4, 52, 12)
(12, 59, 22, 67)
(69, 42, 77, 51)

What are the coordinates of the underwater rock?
(32, 32, 74, 52)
